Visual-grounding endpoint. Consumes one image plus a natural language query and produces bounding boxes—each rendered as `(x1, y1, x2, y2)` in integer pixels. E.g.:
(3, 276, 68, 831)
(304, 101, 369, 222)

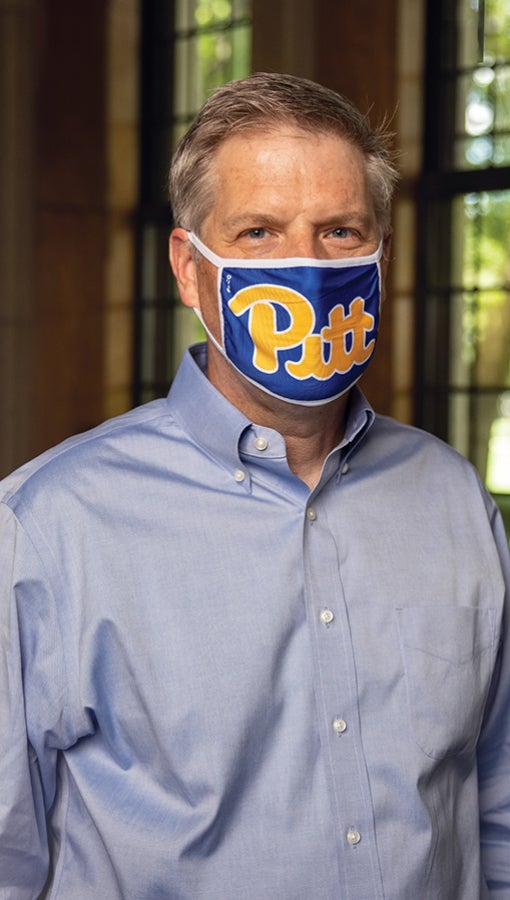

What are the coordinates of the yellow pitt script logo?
(228, 284, 376, 379)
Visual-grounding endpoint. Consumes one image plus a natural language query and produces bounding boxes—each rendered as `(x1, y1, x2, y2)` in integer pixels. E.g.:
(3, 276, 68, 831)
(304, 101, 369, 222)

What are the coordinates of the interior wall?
(33, 0, 108, 456)
(0, 0, 36, 476)
(103, 0, 139, 422)
(392, 0, 425, 425)
(0, 0, 139, 476)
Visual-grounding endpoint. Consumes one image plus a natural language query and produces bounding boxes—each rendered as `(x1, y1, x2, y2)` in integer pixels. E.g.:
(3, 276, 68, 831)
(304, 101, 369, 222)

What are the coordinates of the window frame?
(416, 0, 510, 437)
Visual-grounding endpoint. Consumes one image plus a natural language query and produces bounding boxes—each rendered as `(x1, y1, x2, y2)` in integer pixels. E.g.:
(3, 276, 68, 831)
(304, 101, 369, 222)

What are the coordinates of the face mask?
(188, 231, 383, 406)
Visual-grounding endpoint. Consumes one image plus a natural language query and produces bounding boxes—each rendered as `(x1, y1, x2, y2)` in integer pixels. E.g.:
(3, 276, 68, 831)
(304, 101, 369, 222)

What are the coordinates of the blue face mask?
(188, 232, 383, 406)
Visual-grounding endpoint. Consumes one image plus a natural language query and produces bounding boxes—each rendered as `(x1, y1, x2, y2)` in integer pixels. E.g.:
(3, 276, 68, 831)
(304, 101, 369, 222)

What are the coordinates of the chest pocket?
(396, 606, 497, 759)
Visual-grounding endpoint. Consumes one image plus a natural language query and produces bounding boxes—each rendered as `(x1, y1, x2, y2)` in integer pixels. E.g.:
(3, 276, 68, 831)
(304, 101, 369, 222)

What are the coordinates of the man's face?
(173, 126, 389, 345)
(170, 124, 392, 421)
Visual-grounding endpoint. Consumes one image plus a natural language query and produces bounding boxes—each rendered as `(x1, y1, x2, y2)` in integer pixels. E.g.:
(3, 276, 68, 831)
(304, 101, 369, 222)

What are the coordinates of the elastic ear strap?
(192, 307, 227, 359)
(187, 232, 224, 268)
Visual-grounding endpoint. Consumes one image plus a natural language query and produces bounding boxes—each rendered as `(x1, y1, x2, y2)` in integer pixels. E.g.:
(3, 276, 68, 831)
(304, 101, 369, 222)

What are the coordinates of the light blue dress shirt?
(1, 343, 509, 899)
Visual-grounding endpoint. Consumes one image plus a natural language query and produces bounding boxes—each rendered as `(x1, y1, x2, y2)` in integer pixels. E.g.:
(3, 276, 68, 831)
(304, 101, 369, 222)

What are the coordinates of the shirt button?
(332, 717, 347, 734)
(234, 469, 246, 482)
(346, 828, 361, 846)
(254, 436, 268, 451)
(342, 462, 350, 475)
(319, 609, 334, 625)
(306, 507, 317, 521)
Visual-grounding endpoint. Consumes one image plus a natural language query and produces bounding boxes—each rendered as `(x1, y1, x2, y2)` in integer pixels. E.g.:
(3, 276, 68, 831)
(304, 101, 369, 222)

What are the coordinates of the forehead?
(206, 126, 373, 218)
(211, 124, 365, 173)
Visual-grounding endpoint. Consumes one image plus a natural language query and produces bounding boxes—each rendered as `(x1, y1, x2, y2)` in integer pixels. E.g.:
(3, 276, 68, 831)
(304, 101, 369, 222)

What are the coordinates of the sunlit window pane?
(174, 0, 252, 128)
(451, 191, 510, 388)
(443, 0, 510, 169)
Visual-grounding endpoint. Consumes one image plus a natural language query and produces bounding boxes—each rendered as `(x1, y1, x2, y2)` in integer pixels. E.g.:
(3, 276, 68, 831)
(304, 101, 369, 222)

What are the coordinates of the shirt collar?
(166, 342, 375, 472)
(166, 344, 251, 474)
(341, 383, 375, 450)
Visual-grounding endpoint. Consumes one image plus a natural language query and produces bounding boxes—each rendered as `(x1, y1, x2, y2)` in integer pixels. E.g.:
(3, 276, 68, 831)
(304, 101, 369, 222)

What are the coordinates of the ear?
(169, 228, 201, 309)
(381, 228, 392, 266)
(380, 228, 393, 304)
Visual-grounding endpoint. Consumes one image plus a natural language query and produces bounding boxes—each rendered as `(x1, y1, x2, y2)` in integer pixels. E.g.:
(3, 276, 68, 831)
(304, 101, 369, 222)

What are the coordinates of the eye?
(243, 227, 268, 239)
(329, 227, 353, 239)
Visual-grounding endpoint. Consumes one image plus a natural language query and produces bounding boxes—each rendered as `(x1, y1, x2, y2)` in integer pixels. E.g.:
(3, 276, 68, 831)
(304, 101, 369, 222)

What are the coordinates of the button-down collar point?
(234, 469, 246, 482)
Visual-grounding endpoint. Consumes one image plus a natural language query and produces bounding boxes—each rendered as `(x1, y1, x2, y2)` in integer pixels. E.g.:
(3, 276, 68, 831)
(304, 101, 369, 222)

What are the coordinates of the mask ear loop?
(187, 233, 230, 359)
(187, 232, 225, 267)
(192, 306, 228, 361)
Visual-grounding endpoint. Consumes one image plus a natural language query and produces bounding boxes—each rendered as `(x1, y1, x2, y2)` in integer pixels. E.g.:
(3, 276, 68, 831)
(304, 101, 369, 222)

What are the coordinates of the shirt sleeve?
(478, 501, 510, 895)
(0, 503, 51, 896)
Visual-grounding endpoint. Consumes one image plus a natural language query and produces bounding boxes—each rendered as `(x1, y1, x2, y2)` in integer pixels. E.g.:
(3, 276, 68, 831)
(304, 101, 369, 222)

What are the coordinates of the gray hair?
(169, 72, 399, 234)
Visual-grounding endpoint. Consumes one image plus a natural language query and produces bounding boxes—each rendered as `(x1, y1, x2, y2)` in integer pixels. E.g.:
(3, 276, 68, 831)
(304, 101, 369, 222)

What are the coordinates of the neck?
(207, 344, 349, 490)
(270, 405, 348, 489)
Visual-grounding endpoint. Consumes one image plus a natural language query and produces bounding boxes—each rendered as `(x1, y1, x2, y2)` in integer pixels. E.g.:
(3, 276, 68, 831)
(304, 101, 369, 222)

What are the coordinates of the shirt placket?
(303, 485, 385, 899)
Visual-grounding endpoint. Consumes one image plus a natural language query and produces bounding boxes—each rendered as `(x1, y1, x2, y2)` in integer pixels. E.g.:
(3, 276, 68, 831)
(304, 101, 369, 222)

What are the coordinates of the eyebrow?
(223, 213, 282, 231)
(313, 212, 375, 230)
(223, 211, 375, 231)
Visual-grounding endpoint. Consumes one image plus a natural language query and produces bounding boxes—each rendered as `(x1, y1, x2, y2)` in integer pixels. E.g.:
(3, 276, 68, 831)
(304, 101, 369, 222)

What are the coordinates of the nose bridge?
(285, 222, 322, 259)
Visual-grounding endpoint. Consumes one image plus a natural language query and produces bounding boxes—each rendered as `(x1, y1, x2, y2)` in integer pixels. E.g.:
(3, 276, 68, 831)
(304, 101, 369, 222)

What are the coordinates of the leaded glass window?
(420, 0, 510, 534)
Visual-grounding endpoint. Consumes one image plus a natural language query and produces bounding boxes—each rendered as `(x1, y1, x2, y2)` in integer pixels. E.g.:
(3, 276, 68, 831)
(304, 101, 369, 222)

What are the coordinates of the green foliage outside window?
(173, 0, 251, 146)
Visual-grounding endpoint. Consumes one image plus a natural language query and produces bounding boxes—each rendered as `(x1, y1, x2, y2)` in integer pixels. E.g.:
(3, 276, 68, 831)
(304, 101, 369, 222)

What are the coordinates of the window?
(134, 0, 252, 404)
(419, 0, 510, 534)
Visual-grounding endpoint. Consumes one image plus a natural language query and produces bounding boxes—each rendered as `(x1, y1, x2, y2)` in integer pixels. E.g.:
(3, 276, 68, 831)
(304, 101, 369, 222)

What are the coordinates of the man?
(1, 73, 509, 899)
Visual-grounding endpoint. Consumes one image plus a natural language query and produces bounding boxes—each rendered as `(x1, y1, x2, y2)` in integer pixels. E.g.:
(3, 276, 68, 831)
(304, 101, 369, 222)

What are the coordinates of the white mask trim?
(192, 307, 358, 407)
(187, 231, 383, 269)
